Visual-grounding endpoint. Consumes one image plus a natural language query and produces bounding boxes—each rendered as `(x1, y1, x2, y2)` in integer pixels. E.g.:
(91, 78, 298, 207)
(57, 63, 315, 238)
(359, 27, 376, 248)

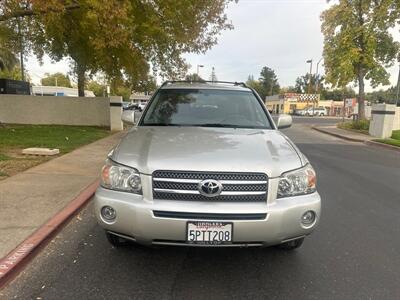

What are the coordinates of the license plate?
(187, 221, 233, 244)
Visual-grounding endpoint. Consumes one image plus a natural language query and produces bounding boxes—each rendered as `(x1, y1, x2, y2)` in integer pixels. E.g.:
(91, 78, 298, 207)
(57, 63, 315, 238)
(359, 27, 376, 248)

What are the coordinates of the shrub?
(338, 119, 370, 132)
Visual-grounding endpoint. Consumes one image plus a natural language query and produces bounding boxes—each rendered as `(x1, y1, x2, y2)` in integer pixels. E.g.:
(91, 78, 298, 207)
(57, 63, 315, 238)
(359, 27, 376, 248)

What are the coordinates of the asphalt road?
(2, 118, 400, 300)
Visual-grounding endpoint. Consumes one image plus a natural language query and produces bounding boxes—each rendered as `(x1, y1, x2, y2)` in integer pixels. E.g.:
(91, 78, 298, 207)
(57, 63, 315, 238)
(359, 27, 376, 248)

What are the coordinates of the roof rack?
(160, 80, 248, 88)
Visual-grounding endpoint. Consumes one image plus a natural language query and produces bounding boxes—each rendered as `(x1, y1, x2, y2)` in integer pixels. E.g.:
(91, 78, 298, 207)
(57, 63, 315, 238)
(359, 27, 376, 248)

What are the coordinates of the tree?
(86, 80, 105, 97)
(366, 86, 397, 104)
(0, 25, 18, 72)
(246, 75, 264, 98)
(0, 65, 27, 80)
(321, 0, 399, 119)
(258, 66, 280, 98)
(185, 73, 205, 82)
(279, 86, 297, 94)
(41, 72, 72, 87)
(294, 73, 325, 94)
(0, 1, 234, 96)
(321, 87, 356, 101)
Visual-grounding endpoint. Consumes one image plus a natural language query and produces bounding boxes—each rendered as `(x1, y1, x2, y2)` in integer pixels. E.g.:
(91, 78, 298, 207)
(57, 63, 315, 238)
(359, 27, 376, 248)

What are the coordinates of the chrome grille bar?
(153, 178, 267, 185)
(154, 188, 266, 196)
(152, 170, 268, 202)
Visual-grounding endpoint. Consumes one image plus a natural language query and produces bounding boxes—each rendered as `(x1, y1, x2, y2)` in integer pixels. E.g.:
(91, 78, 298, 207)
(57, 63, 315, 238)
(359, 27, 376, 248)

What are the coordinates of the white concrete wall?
(369, 104, 396, 138)
(393, 107, 400, 131)
(0, 95, 110, 127)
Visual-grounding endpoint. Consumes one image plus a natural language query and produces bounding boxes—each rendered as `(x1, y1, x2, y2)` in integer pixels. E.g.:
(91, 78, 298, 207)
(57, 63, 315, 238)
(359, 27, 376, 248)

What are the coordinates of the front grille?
(152, 170, 268, 202)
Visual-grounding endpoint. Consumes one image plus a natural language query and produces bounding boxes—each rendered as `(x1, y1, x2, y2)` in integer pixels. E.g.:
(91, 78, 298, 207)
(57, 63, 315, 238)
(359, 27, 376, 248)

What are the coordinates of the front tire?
(105, 231, 129, 247)
(277, 238, 304, 250)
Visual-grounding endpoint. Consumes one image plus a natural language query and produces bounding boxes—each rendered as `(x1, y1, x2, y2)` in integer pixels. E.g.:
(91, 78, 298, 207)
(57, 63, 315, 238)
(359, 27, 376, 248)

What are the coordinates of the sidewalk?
(0, 131, 125, 259)
(313, 125, 400, 152)
(312, 125, 374, 142)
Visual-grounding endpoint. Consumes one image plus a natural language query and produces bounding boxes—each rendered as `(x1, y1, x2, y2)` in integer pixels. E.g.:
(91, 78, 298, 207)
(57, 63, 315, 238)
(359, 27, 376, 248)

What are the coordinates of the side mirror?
(121, 110, 136, 125)
(277, 114, 292, 129)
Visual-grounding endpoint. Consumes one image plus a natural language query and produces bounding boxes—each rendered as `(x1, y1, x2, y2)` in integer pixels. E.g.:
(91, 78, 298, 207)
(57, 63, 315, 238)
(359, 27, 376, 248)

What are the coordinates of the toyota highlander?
(94, 81, 321, 250)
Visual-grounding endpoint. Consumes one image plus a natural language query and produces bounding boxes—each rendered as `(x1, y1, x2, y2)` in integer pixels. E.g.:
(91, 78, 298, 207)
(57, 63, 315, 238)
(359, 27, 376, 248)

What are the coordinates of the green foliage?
(131, 75, 157, 94)
(0, 65, 25, 80)
(0, 25, 18, 71)
(0, 1, 235, 96)
(246, 67, 280, 99)
(185, 73, 205, 82)
(246, 75, 264, 98)
(338, 120, 370, 132)
(366, 86, 397, 104)
(295, 73, 324, 94)
(321, 87, 356, 101)
(321, 0, 400, 119)
(259, 67, 280, 98)
(86, 80, 105, 97)
(41, 72, 72, 87)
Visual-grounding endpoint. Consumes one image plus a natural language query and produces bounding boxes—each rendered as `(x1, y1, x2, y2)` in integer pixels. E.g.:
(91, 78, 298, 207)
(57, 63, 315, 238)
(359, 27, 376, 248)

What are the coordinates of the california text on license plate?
(187, 221, 233, 244)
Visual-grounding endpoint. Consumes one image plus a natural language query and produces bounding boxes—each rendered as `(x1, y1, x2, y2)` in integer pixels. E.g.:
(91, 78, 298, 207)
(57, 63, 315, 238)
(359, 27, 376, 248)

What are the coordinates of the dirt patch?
(0, 149, 53, 180)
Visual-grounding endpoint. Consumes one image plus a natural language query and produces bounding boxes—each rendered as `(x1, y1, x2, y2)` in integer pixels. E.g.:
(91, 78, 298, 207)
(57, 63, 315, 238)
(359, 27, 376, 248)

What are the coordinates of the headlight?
(277, 164, 316, 198)
(101, 159, 142, 194)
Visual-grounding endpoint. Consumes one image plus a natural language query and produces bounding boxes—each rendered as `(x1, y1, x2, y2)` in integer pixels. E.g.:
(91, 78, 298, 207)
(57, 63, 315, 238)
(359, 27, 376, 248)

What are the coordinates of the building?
(129, 93, 151, 108)
(32, 86, 95, 97)
(265, 93, 320, 114)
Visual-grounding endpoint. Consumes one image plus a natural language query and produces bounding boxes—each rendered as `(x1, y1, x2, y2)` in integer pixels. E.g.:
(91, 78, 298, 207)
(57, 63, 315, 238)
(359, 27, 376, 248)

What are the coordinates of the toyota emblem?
(198, 179, 223, 197)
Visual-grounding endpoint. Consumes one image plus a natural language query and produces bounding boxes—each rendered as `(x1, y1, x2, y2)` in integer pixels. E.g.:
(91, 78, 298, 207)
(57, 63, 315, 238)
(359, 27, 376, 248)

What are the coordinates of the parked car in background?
(296, 107, 327, 116)
(95, 81, 321, 250)
(123, 103, 142, 112)
(312, 107, 327, 116)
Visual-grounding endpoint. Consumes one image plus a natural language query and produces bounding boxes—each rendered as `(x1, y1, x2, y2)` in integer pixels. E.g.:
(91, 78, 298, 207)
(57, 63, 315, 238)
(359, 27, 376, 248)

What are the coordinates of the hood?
(111, 127, 302, 177)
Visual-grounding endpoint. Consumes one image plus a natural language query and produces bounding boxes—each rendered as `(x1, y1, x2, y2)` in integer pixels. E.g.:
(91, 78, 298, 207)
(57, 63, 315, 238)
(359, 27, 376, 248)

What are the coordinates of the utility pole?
(313, 58, 323, 115)
(210, 67, 216, 82)
(315, 58, 323, 93)
(196, 64, 204, 76)
(306, 59, 313, 113)
(17, 18, 25, 81)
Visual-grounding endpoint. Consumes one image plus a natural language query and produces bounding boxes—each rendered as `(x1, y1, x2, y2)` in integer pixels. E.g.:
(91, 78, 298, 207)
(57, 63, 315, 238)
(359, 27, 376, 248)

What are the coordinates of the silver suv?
(95, 81, 321, 250)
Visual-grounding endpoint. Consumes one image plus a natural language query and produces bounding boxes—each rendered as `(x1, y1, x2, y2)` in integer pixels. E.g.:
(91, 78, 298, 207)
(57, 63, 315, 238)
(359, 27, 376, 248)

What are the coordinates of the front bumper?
(94, 186, 321, 247)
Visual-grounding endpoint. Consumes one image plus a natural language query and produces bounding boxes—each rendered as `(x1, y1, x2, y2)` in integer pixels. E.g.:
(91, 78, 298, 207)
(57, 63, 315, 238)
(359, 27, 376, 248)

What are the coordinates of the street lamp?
(313, 58, 323, 115)
(197, 64, 204, 76)
(315, 58, 323, 93)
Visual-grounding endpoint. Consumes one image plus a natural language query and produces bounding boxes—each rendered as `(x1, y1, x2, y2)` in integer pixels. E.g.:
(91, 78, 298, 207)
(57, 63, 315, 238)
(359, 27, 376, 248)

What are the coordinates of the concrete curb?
(312, 126, 365, 142)
(364, 140, 400, 152)
(0, 179, 99, 289)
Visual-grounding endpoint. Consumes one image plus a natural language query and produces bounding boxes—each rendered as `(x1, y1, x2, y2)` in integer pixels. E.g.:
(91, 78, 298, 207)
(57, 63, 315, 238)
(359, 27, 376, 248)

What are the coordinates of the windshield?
(141, 89, 272, 129)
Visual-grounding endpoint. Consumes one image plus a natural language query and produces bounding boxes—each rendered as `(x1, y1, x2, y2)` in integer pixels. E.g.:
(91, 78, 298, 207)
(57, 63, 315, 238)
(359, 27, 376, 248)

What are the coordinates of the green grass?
(375, 130, 400, 147)
(0, 125, 111, 154)
(337, 119, 370, 134)
(0, 125, 111, 180)
(0, 153, 11, 161)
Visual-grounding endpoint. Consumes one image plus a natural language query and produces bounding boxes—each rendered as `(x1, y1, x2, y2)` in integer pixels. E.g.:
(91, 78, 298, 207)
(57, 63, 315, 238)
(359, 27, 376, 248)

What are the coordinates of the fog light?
(101, 206, 116, 221)
(301, 210, 316, 225)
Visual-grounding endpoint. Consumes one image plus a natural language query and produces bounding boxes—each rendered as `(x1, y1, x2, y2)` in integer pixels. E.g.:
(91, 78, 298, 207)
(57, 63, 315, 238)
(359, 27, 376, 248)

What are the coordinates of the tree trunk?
(77, 64, 86, 97)
(357, 68, 365, 120)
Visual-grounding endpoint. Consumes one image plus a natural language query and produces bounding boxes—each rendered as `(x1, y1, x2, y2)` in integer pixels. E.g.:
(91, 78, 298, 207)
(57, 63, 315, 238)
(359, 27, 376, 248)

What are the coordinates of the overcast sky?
(26, 0, 399, 92)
